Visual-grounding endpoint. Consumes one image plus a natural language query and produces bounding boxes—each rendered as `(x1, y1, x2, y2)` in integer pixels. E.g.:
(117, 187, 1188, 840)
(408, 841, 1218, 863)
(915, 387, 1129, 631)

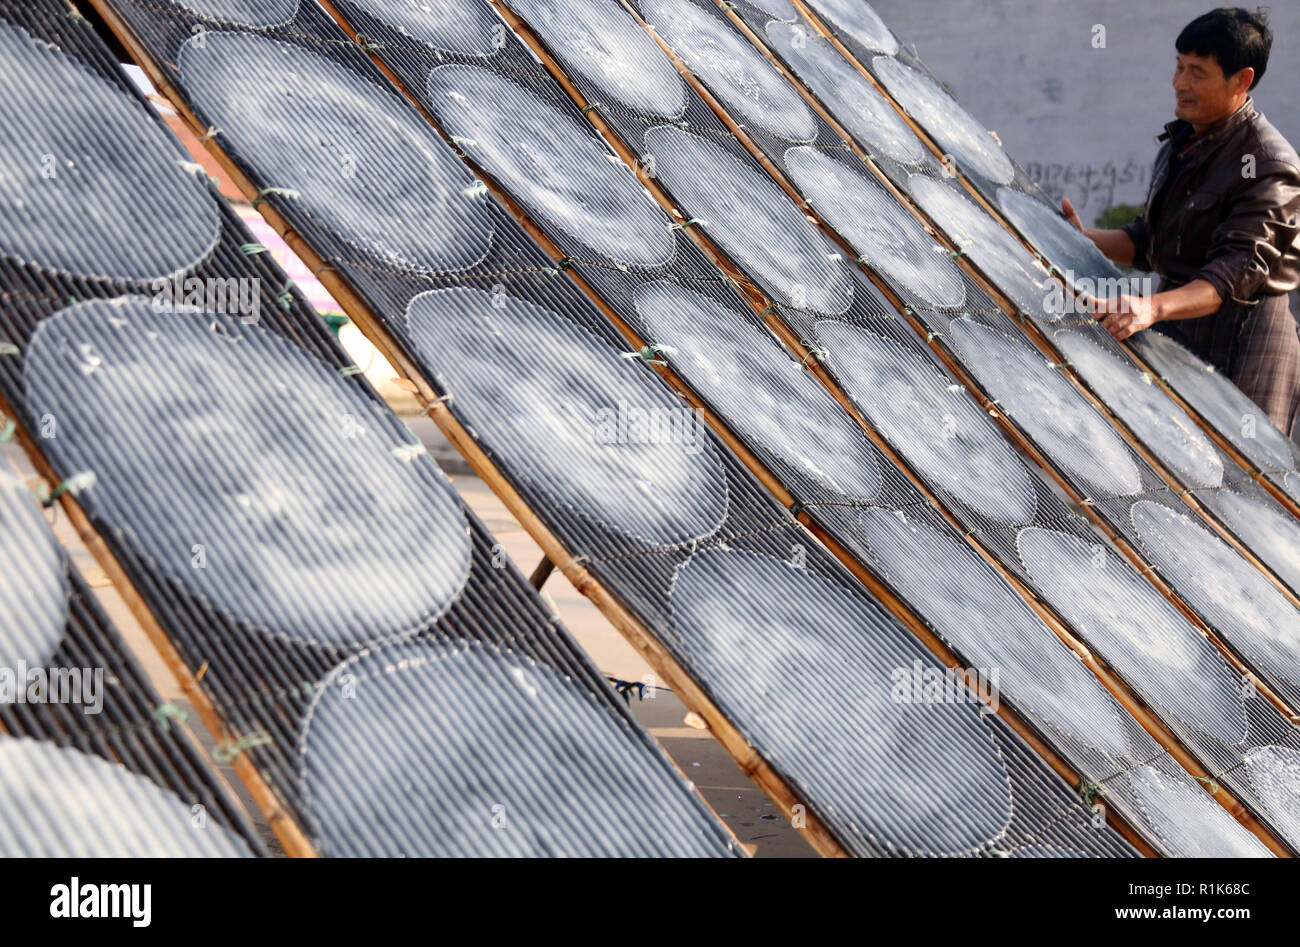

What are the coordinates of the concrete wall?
(872, 0, 1300, 225)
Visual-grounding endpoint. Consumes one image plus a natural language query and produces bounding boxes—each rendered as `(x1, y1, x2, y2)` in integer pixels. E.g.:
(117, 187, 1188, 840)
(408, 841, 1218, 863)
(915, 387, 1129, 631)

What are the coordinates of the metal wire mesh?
(776, 0, 1300, 496)
(149, 0, 1300, 853)
(493, 0, 1300, 850)
(0, 0, 735, 858)
(710, 0, 1300, 701)
(1132, 328, 1300, 488)
(0, 472, 263, 855)
(83, 0, 1154, 855)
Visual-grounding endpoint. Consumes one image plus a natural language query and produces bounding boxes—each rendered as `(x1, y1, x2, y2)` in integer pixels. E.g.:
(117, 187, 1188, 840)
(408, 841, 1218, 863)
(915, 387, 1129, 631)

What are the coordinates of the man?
(1062, 7, 1300, 435)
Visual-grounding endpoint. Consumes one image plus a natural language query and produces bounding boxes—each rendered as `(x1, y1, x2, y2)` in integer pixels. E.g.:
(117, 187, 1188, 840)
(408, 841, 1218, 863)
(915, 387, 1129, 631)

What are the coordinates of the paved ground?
(2, 413, 812, 857)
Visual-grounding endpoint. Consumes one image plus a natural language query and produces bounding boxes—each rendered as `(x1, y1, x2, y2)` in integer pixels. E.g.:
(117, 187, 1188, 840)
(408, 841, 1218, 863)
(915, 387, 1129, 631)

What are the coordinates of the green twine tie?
(1079, 779, 1104, 806)
(321, 313, 349, 337)
(623, 344, 674, 365)
(277, 282, 296, 310)
(43, 472, 94, 507)
(213, 731, 273, 763)
(153, 703, 189, 732)
(800, 344, 828, 367)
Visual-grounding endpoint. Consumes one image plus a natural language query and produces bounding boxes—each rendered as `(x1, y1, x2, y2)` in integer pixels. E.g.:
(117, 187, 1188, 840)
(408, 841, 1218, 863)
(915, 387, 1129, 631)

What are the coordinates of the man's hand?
(1061, 197, 1085, 232)
(1094, 294, 1161, 341)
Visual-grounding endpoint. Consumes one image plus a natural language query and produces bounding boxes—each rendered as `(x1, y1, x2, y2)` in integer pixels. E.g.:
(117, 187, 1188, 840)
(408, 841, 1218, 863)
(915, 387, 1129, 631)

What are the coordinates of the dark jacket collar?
(1157, 98, 1256, 151)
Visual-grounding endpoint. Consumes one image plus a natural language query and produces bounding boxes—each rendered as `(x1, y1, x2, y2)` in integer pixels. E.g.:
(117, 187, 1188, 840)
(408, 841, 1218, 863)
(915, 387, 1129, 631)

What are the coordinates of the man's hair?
(1176, 7, 1272, 89)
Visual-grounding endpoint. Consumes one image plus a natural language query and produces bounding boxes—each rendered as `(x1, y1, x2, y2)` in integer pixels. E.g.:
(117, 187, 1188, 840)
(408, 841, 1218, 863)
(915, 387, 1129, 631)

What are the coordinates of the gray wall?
(872, 0, 1300, 225)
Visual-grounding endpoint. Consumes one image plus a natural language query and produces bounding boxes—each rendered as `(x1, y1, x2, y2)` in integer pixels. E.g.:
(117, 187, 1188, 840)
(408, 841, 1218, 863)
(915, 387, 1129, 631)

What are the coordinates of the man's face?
(1172, 52, 1251, 129)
